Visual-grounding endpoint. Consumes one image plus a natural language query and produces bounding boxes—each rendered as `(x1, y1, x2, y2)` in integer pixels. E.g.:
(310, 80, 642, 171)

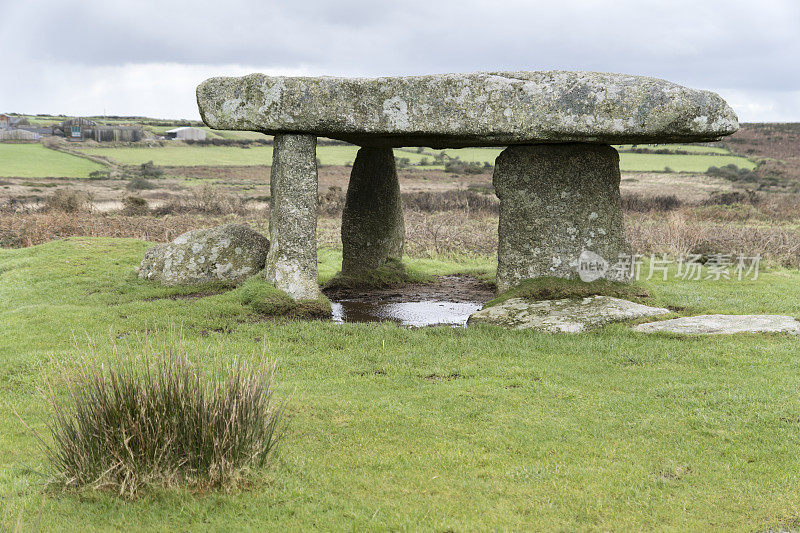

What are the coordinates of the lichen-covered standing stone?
(138, 223, 269, 285)
(341, 147, 404, 275)
(494, 144, 629, 293)
(264, 134, 321, 300)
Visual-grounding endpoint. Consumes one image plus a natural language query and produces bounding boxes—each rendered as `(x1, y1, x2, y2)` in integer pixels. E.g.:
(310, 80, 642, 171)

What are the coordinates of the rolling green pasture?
(431, 147, 754, 172)
(2, 238, 800, 531)
(76, 144, 755, 173)
(615, 144, 733, 154)
(619, 152, 756, 172)
(77, 145, 368, 167)
(78, 145, 277, 166)
(0, 144, 104, 178)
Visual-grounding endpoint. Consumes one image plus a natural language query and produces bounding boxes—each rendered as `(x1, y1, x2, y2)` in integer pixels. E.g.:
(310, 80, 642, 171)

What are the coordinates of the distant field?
(78, 145, 276, 166)
(619, 153, 756, 172)
(0, 144, 104, 178)
(77, 145, 364, 167)
(425, 147, 754, 173)
(615, 144, 732, 154)
(76, 144, 755, 173)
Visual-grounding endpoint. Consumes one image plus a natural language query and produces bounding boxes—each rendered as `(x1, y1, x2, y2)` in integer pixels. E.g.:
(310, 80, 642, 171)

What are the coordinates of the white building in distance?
(165, 126, 207, 141)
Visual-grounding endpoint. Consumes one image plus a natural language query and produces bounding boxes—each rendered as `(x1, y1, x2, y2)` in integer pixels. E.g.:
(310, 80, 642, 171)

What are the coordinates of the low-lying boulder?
(138, 224, 269, 286)
(467, 296, 670, 332)
(633, 315, 800, 335)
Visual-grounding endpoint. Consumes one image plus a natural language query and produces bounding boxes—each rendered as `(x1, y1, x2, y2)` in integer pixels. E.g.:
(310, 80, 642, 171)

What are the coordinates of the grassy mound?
(237, 277, 332, 319)
(486, 276, 651, 307)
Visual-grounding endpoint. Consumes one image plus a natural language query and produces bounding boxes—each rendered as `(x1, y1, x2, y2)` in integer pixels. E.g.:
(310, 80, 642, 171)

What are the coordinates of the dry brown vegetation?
(2, 183, 799, 267)
(720, 123, 800, 188)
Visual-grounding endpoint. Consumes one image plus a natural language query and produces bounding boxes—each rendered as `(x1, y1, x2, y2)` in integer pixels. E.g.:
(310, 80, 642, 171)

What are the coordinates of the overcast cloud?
(1, 0, 799, 121)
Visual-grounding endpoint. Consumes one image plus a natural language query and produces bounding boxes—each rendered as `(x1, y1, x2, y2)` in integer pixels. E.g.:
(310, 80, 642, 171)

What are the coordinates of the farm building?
(165, 126, 207, 140)
(0, 128, 40, 141)
(53, 118, 143, 142)
(0, 115, 29, 129)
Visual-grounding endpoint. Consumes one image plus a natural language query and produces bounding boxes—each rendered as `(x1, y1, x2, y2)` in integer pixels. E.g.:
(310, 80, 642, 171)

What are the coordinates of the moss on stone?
(485, 276, 650, 308)
(237, 277, 331, 319)
(324, 259, 410, 291)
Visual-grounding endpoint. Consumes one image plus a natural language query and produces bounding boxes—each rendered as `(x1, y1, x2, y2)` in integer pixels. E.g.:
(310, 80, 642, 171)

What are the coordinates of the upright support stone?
(493, 143, 629, 293)
(265, 134, 321, 300)
(341, 147, 405, 275)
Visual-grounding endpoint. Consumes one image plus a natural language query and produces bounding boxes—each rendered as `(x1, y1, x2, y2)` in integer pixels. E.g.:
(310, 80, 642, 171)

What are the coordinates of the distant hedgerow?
(30, 331, 287, 496)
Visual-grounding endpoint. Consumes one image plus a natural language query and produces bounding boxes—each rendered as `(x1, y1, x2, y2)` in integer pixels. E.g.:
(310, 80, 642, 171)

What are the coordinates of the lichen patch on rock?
(633, 315, 800, 335)
(467, 296, 670, 332)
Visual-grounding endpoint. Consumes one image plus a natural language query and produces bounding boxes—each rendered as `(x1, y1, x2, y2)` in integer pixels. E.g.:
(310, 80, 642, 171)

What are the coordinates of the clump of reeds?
(33, 331, 286, 497)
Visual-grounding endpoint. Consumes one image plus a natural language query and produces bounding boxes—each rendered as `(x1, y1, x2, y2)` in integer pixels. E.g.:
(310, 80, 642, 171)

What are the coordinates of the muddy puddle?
(325, 274, 494, 327)
(331, 300, 482, 327)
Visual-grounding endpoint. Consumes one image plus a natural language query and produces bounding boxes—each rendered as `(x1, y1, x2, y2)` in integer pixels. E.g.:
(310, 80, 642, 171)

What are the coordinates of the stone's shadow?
(323, 273, 494, 303)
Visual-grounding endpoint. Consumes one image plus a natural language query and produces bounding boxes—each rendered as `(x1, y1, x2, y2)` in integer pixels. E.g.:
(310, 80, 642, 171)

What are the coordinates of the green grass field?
(2, 238, 800, 530)
(0, 144, 105, 178)
(615, 144, 733, 154)
(430, 147, 754, 172)
(77, 145, 369, 167)
(76, 144, 755, 173)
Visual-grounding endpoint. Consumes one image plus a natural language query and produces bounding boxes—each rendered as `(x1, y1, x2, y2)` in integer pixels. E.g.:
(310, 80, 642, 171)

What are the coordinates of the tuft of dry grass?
(625, 210, 800, 267)
(30, 331, 286, 497)
(152, 184, 246, 216)
(0, 211, 268, 247)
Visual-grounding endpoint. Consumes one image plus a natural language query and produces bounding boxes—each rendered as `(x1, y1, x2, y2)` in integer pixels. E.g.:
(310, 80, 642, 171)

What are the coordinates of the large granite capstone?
(197, 71, 737, 148)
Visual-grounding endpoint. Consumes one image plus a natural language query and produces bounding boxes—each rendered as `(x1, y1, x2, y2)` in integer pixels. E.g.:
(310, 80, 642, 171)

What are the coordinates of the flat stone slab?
(467, 296, 670, 332)
(197, 71, 738, 148)
(633, 315, 800, 335)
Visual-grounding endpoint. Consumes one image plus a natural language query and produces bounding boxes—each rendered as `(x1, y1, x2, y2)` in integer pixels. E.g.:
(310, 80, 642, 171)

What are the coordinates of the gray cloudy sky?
(2, 0, 799, 121)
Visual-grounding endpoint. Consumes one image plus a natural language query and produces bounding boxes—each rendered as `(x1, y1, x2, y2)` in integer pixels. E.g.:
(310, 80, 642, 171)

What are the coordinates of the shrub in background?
(126, 175, 156, 191)
(621, 193, 682, 212)
(44, 188, 92, 214)
(121, 195, 149, 215)
(138, 161, 164, 179)
(87, 169, 111, 180)
(702, 190, 760, 206)
(706, 164, 758, 183)
(35, 332, 286, 496)
(152, 184, 245, 216)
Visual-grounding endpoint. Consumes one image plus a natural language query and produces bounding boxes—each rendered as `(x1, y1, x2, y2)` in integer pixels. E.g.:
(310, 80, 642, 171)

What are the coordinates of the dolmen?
(196, 71, 738, 299)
